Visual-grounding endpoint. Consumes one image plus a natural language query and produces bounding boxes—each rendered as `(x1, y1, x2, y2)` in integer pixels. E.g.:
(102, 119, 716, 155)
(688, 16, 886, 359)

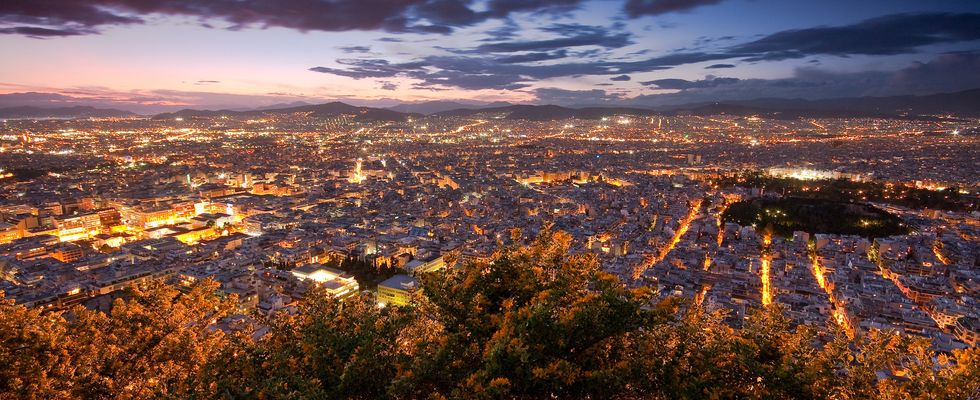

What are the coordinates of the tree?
(393, 229, 673, 399)
(203, 289, 418, 399)
(0, 279, 235, 399)
(0, 292, 74, 399)
(2, 231, 977, 399)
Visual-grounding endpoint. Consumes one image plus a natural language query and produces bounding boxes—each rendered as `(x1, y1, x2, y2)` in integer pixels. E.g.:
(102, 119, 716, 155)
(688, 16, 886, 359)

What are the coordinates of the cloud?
(621, 13, 980, 70)
(379, 81, 399, 90)
(620, 12, 980, 67)
(481, 19, 521, 42)
(705, 63, 735, 69)
(7, 54, 979, 110)
(624, 0, 725, 17)
(497, 50, 568, 64)
(729, 13, 980, 61)
(485, 0, 583, 18)
(310, 58, 429, 79)
(475, 23, 633, 52)
(420, 70, 531, 90)
(195, 80, 221, 85)
(338, 46, 372, 54)
(610, 74, 631, 81)
(640, 77, 739, 89)
(310, 13, 980, 91)
(629, 52, 980, 106)
(0, 0, 582, 38)
(0, 25, 93, 37)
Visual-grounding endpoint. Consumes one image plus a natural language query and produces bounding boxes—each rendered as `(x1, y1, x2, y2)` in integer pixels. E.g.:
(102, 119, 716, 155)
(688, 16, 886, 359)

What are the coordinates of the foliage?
(0, 279, 235, 399)
(716, 171, 975, 212)
(723, 197, 910, 238)
(1, 230, 977, 399)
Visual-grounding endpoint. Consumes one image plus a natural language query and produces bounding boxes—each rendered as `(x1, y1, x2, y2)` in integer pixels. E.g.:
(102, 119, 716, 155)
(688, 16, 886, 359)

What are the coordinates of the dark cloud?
(0, 25, 93, 37)
(338, 45, 372, 53)
(497, 50, 569, 64)
(480, 19, 521, 42)
(621, 13, 980, 67)
(610, 74, 631, 81)
(307, 12, 980, 91)
(692, 35, 735, 47)
(310, 58, 429, 79)
(640, 77, 739, 89)
(0, 0, 581, 38)
(195, 80, 221, 85)
(624, 0, 725, 17)
(729, 13, 980, 61)
(312, 49, 676, 90)
(421, 70, 530, 90)
(379, 81, 399, 90)
(475, 23, 632, 53)
(630, 53, 980, 106)
(485, 0, 583, 17)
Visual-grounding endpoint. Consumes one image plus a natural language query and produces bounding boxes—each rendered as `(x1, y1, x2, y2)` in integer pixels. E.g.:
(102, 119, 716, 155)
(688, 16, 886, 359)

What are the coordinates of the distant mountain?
(0, 106, 137, 119)
(388, 100, 516, 115)
(389, 101, 478, 115)
(247, 101, 314, 111)
(657, 88, 980, 119)
(434, 104, 660, 121)
(661, 103, 904, 120)
(153, 102, 416, 122)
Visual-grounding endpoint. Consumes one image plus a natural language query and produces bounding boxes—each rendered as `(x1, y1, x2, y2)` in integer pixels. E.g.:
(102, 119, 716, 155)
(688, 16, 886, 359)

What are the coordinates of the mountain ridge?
(2, 88, 977, 120)
(0, 106, 137, 119)
(152, 102, 417, 122)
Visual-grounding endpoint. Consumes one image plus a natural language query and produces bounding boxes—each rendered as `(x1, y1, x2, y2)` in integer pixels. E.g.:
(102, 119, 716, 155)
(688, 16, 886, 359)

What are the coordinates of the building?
(377, 274, 419, 307)
(291, 263, 359, 298)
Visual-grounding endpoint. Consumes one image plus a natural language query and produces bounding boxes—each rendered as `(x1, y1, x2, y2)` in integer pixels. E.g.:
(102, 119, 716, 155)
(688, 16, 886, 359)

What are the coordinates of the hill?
(658, 88, 980, 119)
(0, 106, 137, 119)
(434, 104, 660, 120)
(153, 102, 415, 122)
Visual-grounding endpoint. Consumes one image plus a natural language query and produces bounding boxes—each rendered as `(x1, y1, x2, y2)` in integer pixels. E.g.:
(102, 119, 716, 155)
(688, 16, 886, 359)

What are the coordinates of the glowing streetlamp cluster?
(760, 232, 773, 306)
(809, 242, 854, 337)
(633, 199, 702, 280)
(348, 158, 365, 184)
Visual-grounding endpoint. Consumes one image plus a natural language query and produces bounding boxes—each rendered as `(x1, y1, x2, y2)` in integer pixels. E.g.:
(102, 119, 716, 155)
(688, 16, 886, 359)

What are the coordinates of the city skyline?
(2, 0, 979, 113)
(1, 2, 979, 397)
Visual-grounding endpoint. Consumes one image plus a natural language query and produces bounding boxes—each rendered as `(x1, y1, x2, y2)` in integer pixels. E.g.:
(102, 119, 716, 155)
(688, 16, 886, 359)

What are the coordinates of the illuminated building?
(54, 212, 102, 242)
(377, 274, 419, 307)
(767, 167, 870, 182)
(291, 264, 359, 298)
(349, 158, 365, 184)
(0, 222, 19, 244)
(48, 243, 86, 263)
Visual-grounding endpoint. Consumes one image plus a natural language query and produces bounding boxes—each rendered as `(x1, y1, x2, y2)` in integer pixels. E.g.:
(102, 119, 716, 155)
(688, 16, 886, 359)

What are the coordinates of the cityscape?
(1, 0, 978, 398)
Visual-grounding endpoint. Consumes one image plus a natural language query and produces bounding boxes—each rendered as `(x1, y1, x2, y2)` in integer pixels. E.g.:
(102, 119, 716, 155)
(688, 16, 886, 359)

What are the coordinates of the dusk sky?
(1, 0, 979, 113)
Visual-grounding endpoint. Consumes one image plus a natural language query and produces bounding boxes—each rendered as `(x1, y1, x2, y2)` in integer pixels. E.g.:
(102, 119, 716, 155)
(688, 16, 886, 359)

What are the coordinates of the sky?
(1, 0, 978, 113)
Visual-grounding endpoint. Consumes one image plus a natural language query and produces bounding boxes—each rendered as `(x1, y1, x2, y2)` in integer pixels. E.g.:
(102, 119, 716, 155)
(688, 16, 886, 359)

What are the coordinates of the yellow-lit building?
(0, 222, 19, 244)
(54, 212, 102, 242)
(172, 227, 216, 245)
(291, 264, 359, 299)
(377, 274, 419, 307)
